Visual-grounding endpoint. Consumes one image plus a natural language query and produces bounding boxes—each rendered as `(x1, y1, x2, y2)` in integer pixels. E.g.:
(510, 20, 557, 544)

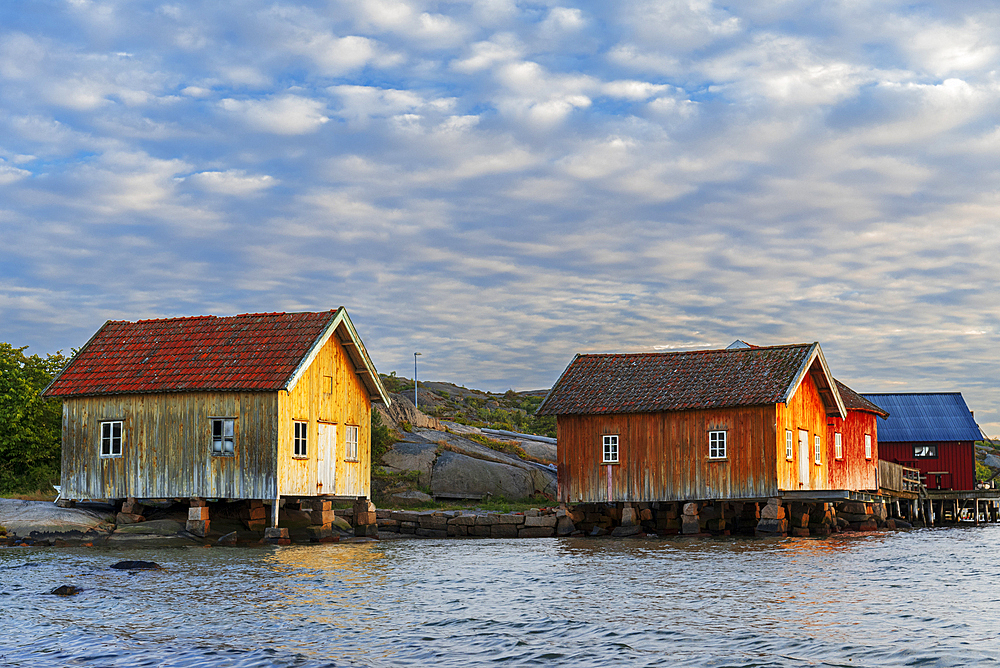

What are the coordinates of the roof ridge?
(861, 391, 965, 396)
(576, 342, 814, 358)
(113, 310, 337, 326)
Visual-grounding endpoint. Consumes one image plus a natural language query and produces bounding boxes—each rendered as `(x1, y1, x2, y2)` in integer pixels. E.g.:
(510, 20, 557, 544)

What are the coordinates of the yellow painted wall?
(277, 333, 372, 498)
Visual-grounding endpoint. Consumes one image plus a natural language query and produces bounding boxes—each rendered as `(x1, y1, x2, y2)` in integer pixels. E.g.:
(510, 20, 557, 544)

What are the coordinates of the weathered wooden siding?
(277, 333, 371, 498)
(60, 392, 278, 500)
(879, 441, 975, 491)
(556, 405, 777, 503)
(826, 411, 878, 491)
(775, 373, 830, 491)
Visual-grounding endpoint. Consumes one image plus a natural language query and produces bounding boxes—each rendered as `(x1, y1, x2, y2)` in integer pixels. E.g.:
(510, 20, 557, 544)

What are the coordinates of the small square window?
(834, 432, 843, 460)
(100, 421, 123, 458)
(785, 430, 794, 460)
(864, 434, 872, 460)
(602, 435, 619, 463)
(814, 435, 822, 465)
(211, 418, 235, 456)
(294, 421, 308, 458)
(345, 425, 359, 461)
(913, 444, 937, 458)
(709, 431, 727, 459)
(323, 375, 333, 394)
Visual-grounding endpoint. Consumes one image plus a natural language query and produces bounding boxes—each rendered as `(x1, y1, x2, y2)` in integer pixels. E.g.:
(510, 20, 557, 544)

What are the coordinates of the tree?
(0, 344, 67, 494)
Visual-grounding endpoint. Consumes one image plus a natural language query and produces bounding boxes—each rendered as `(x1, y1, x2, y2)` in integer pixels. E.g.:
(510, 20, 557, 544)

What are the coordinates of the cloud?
(6, 0, 1000, 438)
(184, 170, 277, 195)
(219, 94, 329, 134)
(0, 161, 31, 185)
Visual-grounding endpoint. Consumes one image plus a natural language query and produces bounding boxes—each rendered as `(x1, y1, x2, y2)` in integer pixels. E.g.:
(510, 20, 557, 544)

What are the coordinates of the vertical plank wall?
(60, 392, 278, 501)
(277, 332, 372, 499)
(826, 410, 878, 491)
(879, 441, 975, 491)
(775, 371, 830, 491)
(556, 405, 777, 503)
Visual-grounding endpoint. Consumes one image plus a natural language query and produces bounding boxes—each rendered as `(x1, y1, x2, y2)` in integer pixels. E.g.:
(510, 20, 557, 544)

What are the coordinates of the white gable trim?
(284, 308, 390, 405)
(781, 342, 846, 419)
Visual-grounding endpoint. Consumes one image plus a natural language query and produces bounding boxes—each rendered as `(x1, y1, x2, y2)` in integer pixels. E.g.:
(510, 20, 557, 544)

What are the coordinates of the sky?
(3, 1, 1000, 434)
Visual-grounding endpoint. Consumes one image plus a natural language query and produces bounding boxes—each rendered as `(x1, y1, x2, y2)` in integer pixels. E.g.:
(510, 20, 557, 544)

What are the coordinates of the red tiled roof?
(43, 311, 338, 397)
(536, 344, 817, 415)
(834, 379, 889, 417)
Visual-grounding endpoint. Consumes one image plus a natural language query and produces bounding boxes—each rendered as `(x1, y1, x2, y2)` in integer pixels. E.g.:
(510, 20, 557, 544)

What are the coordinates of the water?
(3, 527, 1000, 667)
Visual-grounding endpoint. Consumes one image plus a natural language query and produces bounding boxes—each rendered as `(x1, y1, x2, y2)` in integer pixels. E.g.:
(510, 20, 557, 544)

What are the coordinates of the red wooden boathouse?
(536, 342, 879, 504)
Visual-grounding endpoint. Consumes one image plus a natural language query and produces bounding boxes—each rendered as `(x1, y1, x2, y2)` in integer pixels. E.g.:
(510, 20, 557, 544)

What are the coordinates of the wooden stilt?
(272, 494, 281, 528)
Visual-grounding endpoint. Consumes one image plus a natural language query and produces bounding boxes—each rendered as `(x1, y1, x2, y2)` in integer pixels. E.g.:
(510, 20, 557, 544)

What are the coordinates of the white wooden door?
(317, 423, 337, 494)
(798, 429, 810, 488)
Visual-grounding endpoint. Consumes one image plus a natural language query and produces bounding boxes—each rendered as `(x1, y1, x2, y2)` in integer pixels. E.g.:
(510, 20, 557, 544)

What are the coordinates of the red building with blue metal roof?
(860, 393, 983, 491)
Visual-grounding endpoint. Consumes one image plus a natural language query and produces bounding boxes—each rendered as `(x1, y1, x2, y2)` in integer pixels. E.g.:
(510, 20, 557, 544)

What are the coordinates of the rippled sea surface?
(3, 526, 1000, 667)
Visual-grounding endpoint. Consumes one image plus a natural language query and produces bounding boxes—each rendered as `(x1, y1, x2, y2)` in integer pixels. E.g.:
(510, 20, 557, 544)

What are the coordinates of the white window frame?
(210, 418, 235, 456)
(864, 434, 872, 460)
(602, 435, 619, 463)
(834, 432, 843, 460)
(100, 420, 123, 458)
(814, 434, 822, 465)
(345, 425, 359, 462)
(293, 421, 308, 458)
(709, 430, 727, 459)
(785, 430, 794, 460)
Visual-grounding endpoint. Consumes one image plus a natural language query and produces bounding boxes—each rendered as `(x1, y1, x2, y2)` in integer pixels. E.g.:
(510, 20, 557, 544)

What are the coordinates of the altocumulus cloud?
(3, 0, 1000, 433)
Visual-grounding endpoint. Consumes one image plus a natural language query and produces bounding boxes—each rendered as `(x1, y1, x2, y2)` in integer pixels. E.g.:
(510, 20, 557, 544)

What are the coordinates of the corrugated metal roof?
(537, 343, 837, 416)
(859, 393, 982, 442)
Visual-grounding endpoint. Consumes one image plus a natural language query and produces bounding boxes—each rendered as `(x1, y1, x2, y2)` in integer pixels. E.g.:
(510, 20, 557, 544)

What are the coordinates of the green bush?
(370, 407, 397, 462)
(0, 344, 68, 495)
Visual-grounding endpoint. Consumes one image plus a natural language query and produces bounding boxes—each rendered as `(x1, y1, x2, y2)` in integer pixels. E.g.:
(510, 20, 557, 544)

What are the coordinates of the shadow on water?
(2, 527, 1000, 667)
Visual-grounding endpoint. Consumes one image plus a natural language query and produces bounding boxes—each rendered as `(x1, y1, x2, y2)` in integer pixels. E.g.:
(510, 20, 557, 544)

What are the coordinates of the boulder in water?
(110, 560, 161, 570)
(50, 585, 81, 596)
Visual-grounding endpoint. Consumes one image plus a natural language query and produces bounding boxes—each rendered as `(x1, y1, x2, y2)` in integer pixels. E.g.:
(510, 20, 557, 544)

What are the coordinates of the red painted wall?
(826, 410, 878, 491)
(879, 441, 975, 490)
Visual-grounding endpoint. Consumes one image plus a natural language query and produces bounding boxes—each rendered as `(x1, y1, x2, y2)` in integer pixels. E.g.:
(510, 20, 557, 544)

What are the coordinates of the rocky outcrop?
(0, 499, 114, 539)
(378, 426, 558, 502)
(380, 440, 438, 486)
(376, 393, 442, 430)
(431, 450, 536, 500)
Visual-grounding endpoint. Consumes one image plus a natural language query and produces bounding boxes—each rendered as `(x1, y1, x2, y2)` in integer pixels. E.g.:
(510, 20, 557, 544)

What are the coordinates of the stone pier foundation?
(186, 498, 209, 537)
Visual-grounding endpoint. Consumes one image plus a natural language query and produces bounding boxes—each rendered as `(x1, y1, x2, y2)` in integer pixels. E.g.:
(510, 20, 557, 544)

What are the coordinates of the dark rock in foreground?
(110, 560, 161, 570)
(50, 585, 81, 596)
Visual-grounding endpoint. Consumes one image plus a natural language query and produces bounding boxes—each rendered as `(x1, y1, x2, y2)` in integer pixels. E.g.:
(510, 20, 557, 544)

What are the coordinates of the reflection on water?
(2, 528, 1000, 667)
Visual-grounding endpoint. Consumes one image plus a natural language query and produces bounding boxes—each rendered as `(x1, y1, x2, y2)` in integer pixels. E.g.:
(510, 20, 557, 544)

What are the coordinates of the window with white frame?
(345, 425, 359, 461)
(785, 430, 794, 460)
(602, 435, 619, 463)
(100, 420, 123, 458)
(709, 431, 727, 459)
(294, 421, 308, 458)
(814, 434, 822, 465)
(211, 418, 235, 456)
(834, 432, 843, 460)
(865, 434, 872, 460)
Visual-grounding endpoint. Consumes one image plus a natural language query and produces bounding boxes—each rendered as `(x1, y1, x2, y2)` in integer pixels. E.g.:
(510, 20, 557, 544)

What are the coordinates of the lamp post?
(414, 352, 421, 409)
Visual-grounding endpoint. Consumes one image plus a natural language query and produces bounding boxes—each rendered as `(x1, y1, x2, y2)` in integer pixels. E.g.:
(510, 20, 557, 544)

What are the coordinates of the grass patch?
(3, 489, 58, 501)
